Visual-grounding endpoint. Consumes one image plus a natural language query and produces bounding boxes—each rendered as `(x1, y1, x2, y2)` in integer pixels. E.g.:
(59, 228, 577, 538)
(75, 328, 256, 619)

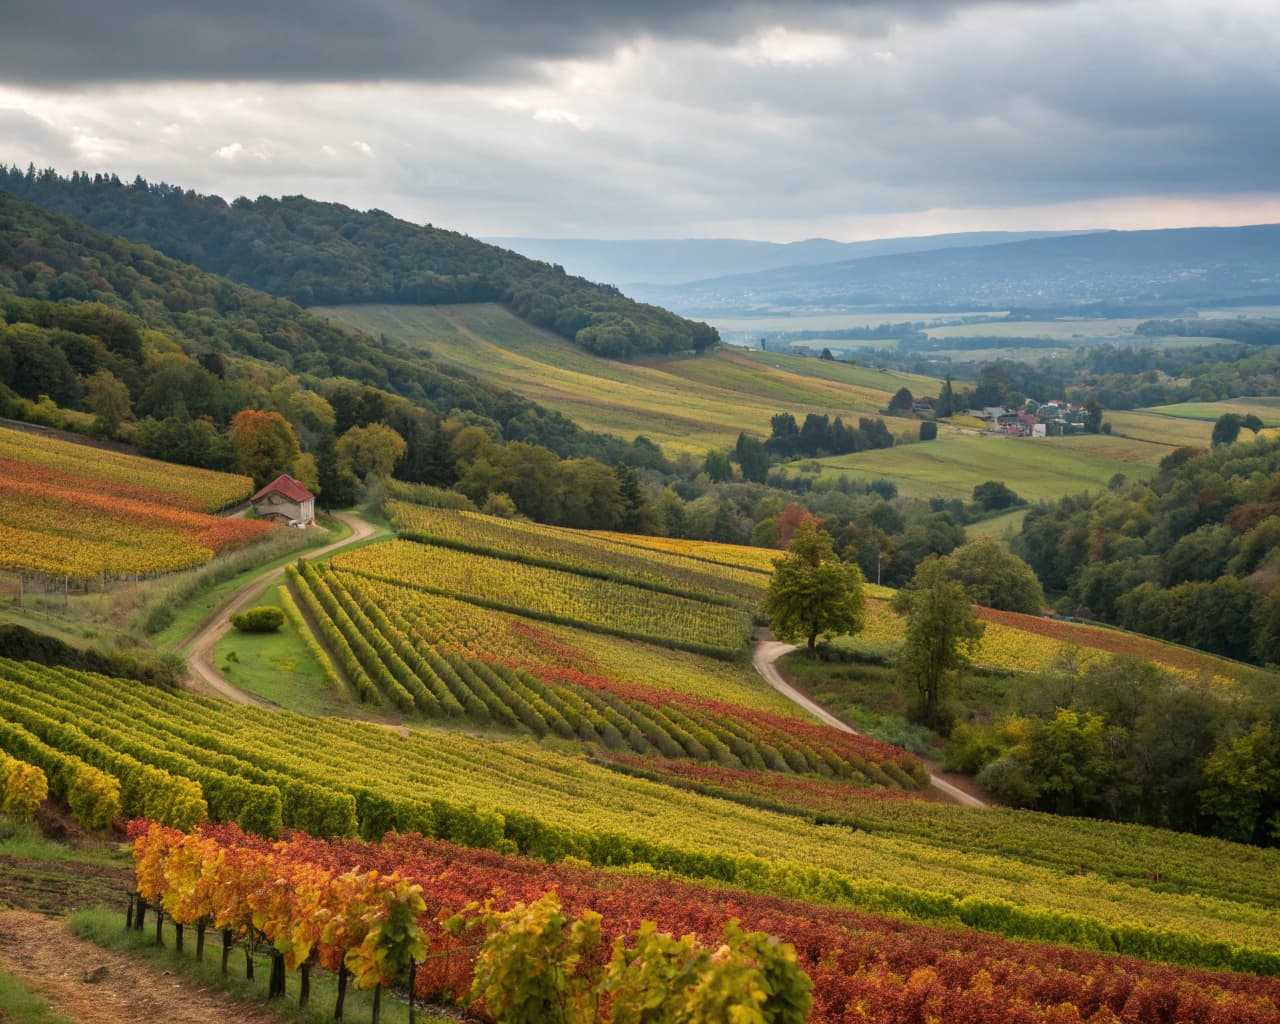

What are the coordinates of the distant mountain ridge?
(486, 231, 1084, 287)
(2, 166, 717, 359)
(633, 223, 1280, 316)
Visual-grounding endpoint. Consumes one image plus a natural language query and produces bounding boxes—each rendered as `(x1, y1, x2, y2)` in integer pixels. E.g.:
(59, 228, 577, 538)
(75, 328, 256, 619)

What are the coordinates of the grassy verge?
(214, 586, 356, 715)
(0, 969, 75, 1024)
(68, 908, 458, 1024)
(0, 817, 128, 869)
(781, 651, 1016, 754)
(151, 516, 352, 651)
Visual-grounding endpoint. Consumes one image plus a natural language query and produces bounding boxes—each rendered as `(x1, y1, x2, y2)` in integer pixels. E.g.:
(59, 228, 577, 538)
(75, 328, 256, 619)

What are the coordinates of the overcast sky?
(1, 0, 1277, 241)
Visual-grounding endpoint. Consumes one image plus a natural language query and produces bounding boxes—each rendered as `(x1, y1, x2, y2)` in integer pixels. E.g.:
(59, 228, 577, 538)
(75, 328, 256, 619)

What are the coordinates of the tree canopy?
(944, 538, 1044, 614)
(764, 520, 865, 653)
(4, 166, 718, 359)
(893, 557, 985, 729)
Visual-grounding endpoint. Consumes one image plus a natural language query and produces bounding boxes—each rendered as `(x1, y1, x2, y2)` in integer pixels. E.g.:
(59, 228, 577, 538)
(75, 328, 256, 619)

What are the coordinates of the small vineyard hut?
(250, 474, 315, 526)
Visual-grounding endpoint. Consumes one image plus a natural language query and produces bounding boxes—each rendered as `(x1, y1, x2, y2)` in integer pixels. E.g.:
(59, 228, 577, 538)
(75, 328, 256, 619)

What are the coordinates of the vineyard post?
(134, 892, 146, 931)
(334, 963, 350, 1020)
(154, 904, 164, 945)
(407, 958, 416, 1024)
(245, 936, 255, 981)
(125, 892, 134, 930)
(268, 949, 287, 998)
(370, 983, 381, 1024)
(195, 916, 206, 961)
(299, 954, 313, 1009)
(221, 929, 233, 974)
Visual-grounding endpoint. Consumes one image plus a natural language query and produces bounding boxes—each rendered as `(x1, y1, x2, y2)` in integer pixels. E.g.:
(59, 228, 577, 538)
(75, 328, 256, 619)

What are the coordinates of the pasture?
(1142, 397, 1280, 425)
(808, 432, 1166, 500)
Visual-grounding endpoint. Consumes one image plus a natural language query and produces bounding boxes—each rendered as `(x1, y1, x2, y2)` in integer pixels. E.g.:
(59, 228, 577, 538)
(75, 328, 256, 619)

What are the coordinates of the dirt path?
(184, 511, 380, 705)
(751, 639, 988, 808)
(0, 910, 284, 1024)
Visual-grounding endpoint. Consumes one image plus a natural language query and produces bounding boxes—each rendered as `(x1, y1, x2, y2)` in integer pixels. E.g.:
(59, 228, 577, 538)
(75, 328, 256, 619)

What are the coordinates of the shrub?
(230, 606, 285, 633)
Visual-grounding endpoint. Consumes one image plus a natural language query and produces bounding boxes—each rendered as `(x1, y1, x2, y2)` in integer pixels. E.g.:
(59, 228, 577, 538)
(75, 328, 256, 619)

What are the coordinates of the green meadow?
(808, 432, 1170, 500)
(1141, 397, 1280, 425)
(316, 304, 933, 455)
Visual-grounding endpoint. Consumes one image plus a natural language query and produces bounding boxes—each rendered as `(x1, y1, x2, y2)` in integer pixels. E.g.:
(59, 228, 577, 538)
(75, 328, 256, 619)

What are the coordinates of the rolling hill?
(316, 303, 934, 455)
(487, 230, 1080, 287)
(639, 223, 1280, 316)
(2, 166, 718, 358)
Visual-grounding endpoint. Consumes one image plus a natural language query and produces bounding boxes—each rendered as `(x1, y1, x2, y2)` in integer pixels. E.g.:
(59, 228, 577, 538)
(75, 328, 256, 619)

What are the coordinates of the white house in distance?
(250, 474, 315, 526)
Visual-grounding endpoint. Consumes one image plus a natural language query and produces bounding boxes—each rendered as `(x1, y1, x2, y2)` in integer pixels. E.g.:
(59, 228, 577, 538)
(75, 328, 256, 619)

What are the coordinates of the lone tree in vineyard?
(765, 519, 865, 654)
(893, 556, 984, 730)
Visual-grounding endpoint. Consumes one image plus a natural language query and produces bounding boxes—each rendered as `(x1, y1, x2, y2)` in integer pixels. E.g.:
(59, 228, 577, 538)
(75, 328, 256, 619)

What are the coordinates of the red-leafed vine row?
(137, 821, 1280, 1024)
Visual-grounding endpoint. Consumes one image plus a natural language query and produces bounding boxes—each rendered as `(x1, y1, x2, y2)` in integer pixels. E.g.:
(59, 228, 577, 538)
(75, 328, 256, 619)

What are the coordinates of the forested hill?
(0, 188, 612, 461)
(1014, 436, 1280, 664)
(2, 167, 719, 359)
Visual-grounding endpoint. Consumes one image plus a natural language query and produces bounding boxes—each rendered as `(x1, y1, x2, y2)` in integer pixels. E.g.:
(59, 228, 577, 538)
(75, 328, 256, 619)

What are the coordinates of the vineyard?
(0, 425, 268, 579)
(388, 502, 768, 604)
(330, 539, 753, 657)
(285, 562, 923, 788)
(2, 660, 1279, 974)
(847, 593, 1253, 681)
(131, 820, 1280, 1024)
(305, 573, 796, 714)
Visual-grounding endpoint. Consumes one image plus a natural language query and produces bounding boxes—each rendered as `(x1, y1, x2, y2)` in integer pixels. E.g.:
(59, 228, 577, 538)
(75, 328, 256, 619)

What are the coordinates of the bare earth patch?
(0, 910, 285, 1024)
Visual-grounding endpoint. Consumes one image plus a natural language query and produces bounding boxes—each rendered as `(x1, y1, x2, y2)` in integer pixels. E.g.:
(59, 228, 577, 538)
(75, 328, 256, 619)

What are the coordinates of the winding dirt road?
(751, 639, 987, 808)
(183, 511, 379, 704)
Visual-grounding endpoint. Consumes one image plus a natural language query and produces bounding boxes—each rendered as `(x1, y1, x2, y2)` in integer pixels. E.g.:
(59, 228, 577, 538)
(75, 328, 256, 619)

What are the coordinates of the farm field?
(1142, 397, 1280, 425)
(709, 311, 996, 333)
(0, 425, 269, 579)
(315, 303, 933, 454)
(1106, 409, 1215, 447)
(3, 658, 1279, 974)
(964, 506, 1030, 542)
(810, 431, 1167, 500)
(925, 317, 1151, 340)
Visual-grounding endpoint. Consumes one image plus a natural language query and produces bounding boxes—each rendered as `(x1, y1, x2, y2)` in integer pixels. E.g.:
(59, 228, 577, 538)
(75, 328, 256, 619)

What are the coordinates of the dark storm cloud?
(0, 0, 1056, 85)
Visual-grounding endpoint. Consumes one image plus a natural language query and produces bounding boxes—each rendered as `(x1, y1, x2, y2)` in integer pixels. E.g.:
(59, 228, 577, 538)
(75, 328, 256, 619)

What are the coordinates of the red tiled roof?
(251, 474, 314, 503)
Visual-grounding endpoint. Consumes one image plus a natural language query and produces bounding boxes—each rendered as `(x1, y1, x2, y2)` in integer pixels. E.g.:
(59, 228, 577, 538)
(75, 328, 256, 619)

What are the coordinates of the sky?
(1, 0, 1278, 242)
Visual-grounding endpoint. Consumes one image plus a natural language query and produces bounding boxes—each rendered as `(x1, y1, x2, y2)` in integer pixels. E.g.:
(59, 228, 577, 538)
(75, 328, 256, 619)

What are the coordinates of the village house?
(250, 474, 315, 526)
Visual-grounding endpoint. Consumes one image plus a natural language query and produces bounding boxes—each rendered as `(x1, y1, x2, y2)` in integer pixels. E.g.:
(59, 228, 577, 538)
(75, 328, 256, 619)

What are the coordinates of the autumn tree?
(228, 409, 302, 489)
(894, 556, 985, 729)
(765, 520, 866, 654)
(84, 368, 133, 436)
(336, 422, 407, 482)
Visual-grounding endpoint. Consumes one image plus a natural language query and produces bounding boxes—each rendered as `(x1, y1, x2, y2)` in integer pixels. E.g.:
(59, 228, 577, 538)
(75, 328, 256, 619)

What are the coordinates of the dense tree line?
(946, 655, 1280, 847)
(763, 411, 894, 460)
(1014, 437, 1280, 663)
(3, 166, 718, 358)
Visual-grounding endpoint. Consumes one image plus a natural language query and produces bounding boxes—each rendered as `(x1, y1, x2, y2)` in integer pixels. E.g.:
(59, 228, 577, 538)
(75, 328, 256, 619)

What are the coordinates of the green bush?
(229, 606, 285, 633)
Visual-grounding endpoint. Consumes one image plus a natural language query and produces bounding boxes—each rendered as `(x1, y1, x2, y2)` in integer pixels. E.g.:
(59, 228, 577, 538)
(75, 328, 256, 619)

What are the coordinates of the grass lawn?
(213, 585, 353, 715)
(315, 304, 936, 455)
(68, 908, 456, 1024)
(809, 431, 1163, 500)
